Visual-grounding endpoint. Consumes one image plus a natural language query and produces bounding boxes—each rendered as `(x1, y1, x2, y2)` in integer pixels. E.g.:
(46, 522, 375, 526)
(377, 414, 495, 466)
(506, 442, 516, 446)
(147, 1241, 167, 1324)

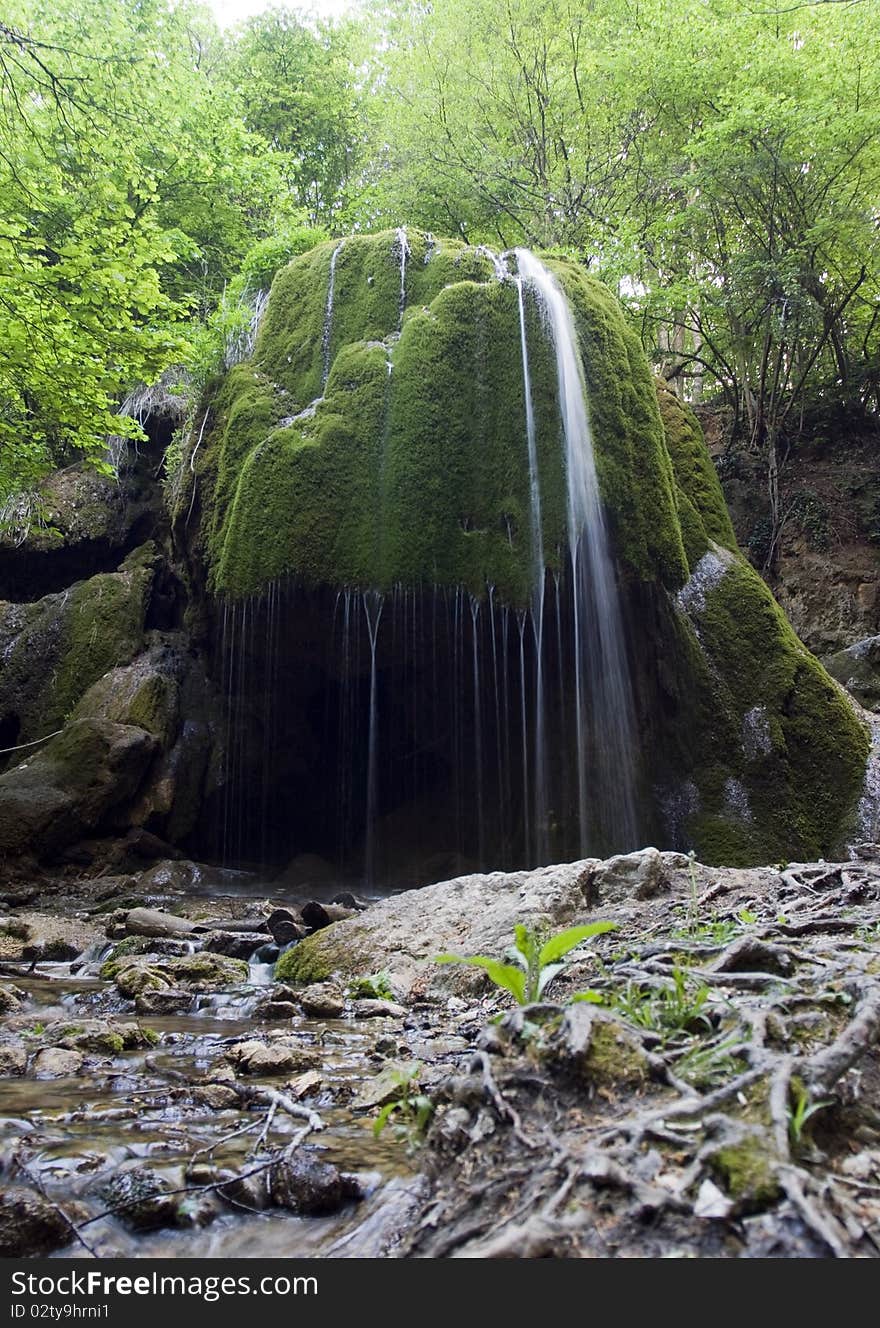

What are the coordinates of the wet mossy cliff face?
(191, 230, 869, 866)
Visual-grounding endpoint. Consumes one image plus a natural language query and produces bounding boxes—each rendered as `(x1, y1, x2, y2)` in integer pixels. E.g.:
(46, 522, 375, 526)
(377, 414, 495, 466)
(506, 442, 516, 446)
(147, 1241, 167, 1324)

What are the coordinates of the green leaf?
(435, 953, 527, 1003)
(538, 922, 617, 968)
(570, 989, 605, 1004)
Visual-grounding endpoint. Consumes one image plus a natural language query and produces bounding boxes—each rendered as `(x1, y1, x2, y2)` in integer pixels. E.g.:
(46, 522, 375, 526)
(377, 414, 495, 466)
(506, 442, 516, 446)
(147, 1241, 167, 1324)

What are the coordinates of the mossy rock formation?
(192, 231, 869, 865)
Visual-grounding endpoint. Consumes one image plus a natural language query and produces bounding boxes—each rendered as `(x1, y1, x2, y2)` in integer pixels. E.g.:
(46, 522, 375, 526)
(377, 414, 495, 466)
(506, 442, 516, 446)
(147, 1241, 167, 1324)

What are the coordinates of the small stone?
(353, 999, 407, 1019)
(32, 1047, 84, 1078)
(268, 1147, 361, 1215)
(123, 908, 196, 939)
(694, 1178, 734, 1220)
(226, 1040, 321, 1077)
(352, 1062, 417, 1110)
(298, 982, 345, 1018)
(0, 1187, 71, 1256)
(0, 1045, 27, 1075)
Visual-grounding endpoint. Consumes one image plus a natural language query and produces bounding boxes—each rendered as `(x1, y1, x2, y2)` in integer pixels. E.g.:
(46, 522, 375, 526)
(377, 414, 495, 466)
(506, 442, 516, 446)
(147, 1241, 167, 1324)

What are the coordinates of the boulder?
(0, 1187, 71, 1256)
(297, 982, 345, 1019)
(583, 847, 672, 905)
(123, 907, 197, 939)
(32, 1047, 84, 1078)
(268, 1148, 361, 1215)
(0, 719, 157, 860)
(225, 1039, 321, 1077)
(0, 1045, 27, 1075)
(824, 635, 880, 712)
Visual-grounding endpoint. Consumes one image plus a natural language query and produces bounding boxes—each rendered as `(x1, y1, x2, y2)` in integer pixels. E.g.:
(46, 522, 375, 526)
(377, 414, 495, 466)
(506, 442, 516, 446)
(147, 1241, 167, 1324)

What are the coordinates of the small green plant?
(608, 966, 714, 1045)
(436, 921, 617, 1005)
(674, 1034, 743, 1088)
(347, 970, 395, 1001)
(372, 1063, 434, 1147)
(788, 1083, 832, 1146)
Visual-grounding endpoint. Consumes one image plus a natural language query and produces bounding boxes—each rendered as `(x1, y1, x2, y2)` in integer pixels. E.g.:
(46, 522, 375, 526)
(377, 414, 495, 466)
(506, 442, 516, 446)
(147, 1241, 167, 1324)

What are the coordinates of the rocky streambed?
(1, 848, 880, 1259)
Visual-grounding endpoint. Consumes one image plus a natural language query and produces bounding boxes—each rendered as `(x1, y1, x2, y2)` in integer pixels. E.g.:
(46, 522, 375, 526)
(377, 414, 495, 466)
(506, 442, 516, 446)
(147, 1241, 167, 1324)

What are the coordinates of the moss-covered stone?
(274, 927, 368, 984)
(668, 545, 870, 863)
(709, 1134, 782, 1211)
(193, 232, 869, 864)
(197, 231, 686, 602)
(655, 384, 736, 570)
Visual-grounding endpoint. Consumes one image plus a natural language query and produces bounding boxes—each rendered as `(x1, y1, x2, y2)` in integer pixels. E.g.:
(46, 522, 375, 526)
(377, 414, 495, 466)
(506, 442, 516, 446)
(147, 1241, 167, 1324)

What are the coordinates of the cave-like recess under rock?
(186, 229, 869, 873)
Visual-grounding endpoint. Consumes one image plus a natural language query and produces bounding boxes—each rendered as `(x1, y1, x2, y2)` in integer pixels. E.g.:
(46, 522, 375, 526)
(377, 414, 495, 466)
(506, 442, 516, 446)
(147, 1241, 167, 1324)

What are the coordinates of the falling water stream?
(515, 249, 639, 854)
(217, 246, 640, 882)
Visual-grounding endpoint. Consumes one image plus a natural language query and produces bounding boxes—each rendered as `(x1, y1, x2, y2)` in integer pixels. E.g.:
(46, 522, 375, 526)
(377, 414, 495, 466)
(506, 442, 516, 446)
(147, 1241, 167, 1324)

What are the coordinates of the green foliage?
(787, 1082, 832, 1148)
(606, 966, 714, 1047)
(372, 1063, 434, 1146)
(436, 920, 617, 1006)
(347, 970, 394, 1001)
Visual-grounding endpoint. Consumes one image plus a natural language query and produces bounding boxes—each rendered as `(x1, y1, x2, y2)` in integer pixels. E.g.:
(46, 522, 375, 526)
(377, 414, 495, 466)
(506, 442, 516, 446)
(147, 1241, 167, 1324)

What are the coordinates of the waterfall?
(515, 249, 638, 851)
(363, 591, 383, 887)
(321, 241, 344, 389)
(395, 227, 410, 328)
(214, 242, 642, 885)
(515, 273, 549, 861)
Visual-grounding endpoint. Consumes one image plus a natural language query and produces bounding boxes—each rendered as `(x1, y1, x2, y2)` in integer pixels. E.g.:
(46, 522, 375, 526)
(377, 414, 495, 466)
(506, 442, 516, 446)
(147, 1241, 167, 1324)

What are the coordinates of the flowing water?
(321, 241, 344, 389)
(514, 249, 639, 854)
(215, 248, 640, 883)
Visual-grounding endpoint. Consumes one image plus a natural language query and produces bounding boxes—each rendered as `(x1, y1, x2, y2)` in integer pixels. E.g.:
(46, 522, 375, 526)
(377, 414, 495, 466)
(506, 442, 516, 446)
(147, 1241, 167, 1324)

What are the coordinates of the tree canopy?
(1, 0, 878, 519)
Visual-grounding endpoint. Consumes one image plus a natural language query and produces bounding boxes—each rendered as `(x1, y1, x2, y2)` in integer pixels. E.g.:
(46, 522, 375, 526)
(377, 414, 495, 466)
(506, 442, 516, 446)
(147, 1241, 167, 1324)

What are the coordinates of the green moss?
(0, 558, 152, 749)
(274, 927, 367, 984)
(667, 548, 870, 863)
(710, 1136, 781, 1210)
(655, 384, 736, 570)
(581, 1019, 650, 1088)
(197, 231, 687, 603)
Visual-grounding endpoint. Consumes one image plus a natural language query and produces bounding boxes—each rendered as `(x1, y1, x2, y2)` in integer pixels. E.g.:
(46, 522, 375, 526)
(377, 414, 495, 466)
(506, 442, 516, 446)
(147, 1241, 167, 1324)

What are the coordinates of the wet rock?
(353, 1062, 419, 1111)
(0, 1187, 71, 1256)
(301, 901, 356, 930)
(137, 860, 208, 893)
(193, 1084, 240, 1110)
(255, 1000, 298, 1021)
(134, 988, 192, 1015)
(166, 953, 249, 990)
(265, 908, 306, 947)
(0, 1045, 27, 1075)
(331, 891, 371, 911)
(226, 1039, 321, 1077)
(123, 907, 196, 939)
(32, 1047, 85, 1078)
(354, 999, 407, 1019)
(285, 1069, 323, 1099)
(0, 985, 23, 1014)
(112, 959, 173, 999)
(298, 982, 345, 1019)
(110, 951, 248, 999)
(22, 938, 81, 962)
(218, 1172, 271, 1211)
(99, 1165, 177, 1232)
(268, 1147, 361, 1215)
(201, 930, 267, 959)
